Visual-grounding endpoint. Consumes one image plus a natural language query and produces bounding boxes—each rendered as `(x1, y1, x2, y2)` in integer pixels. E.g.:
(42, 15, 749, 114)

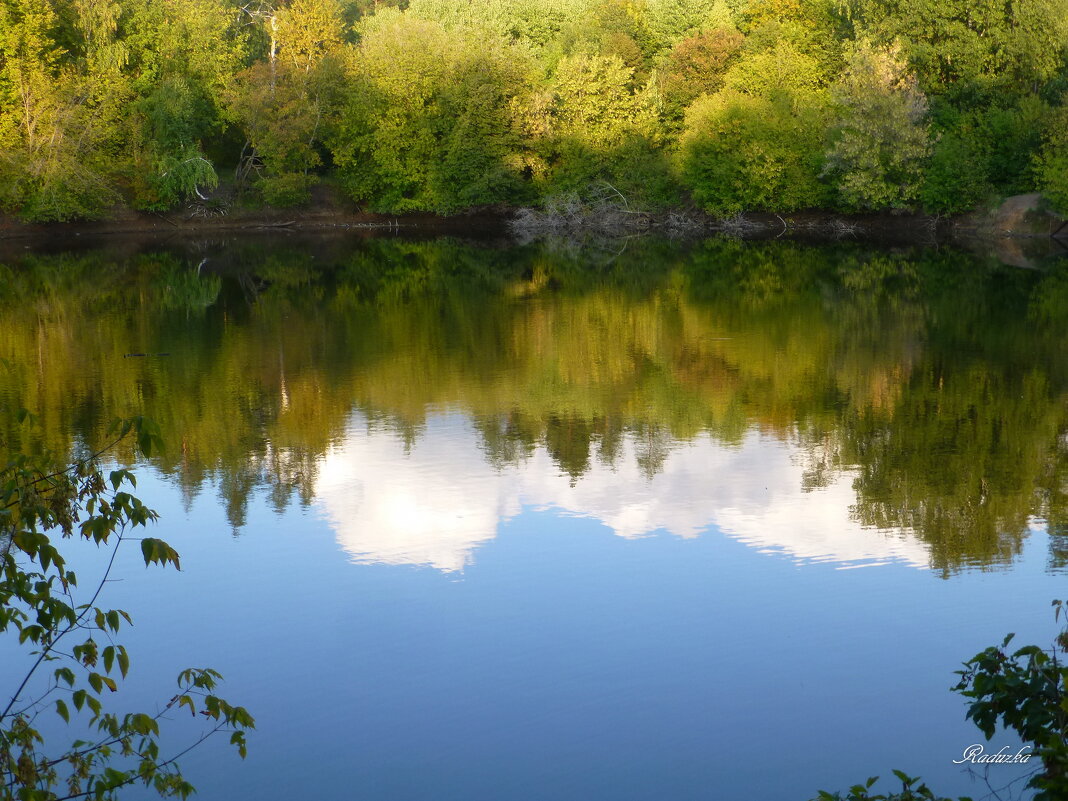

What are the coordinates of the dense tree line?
(1, 0, 1067, 220)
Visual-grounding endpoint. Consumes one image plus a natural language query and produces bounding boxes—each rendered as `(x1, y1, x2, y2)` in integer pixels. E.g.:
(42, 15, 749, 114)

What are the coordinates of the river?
(1, 232, 1065, 800)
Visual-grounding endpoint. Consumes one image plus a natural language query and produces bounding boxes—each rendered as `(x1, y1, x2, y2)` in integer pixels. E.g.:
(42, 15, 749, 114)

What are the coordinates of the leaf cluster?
(815, 601, 1068, 801)
(952, 603, 1068, 800)
(1, 414, 253, 801)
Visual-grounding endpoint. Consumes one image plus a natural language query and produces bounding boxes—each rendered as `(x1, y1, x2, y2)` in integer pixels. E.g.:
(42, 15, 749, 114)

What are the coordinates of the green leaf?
(891, 769, 914, 786)
(230, 731, 248, 759)
(54, 666, 76, 687)
(177, 694, 196, 715)
(56, 698, 70, 723)
(140, 537, 180, 568)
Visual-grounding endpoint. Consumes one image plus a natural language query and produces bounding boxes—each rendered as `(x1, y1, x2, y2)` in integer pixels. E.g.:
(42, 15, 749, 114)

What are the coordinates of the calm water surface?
(2, 234, 1067, 800)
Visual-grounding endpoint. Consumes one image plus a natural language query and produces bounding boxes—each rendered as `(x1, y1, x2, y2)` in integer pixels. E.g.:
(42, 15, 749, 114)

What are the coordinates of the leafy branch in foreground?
(813, 601, 1068, 801)
(1, 414, 253, 801)
(813, 770, 958, 801)
(952, 602, 1068, 800)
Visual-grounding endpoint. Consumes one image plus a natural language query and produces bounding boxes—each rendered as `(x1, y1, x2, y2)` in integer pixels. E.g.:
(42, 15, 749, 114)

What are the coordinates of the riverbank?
(1, 189, 1064, 258)
(0, 200, 512, 240)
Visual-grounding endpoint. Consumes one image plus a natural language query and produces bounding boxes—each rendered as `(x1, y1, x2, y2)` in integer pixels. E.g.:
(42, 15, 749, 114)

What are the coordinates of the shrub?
(259, 172, 316, 207)
(680, 88, 830, 215)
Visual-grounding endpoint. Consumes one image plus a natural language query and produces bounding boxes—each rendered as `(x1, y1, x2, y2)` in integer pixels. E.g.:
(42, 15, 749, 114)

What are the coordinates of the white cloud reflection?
(314, 413, 930, 572)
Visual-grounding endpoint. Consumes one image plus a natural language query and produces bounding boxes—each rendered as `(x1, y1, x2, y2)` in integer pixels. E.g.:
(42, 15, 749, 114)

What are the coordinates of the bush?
(922, 99, 1053, 214)
(259, 172, 316, 207)
(920, 130, 993, 215)
(680, 88, 830, 215)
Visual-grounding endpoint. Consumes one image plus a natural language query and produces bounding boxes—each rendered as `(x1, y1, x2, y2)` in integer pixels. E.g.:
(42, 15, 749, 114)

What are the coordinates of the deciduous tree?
(822, 41, 930, 211)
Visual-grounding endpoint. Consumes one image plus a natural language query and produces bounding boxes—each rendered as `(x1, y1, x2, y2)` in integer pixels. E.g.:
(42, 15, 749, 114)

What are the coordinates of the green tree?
(132, 76, 221, 209)
(331, 12, 533, 212)
(226, 0, 346, 205)
(680, 87, 830, 214)
(274, 0, 345, 71)
(404, 0, 594, 49)
(657, 27, 744, 126)
(556, 0, 658, 81)
(122, 0, 247, 209)
(1036, 103, 1068, 215)
(921, 98, 1052, 212)
(643, 0, 733, 53)
(0, 415, 254, 800)
(846, 0, 1068, 96)
(722, 35, 825, 96)
(823, 41, 930, 211)
(737, 0, 846, 81)
(520, 50, 679, 205)
(919, 124, 995, 214)
(0, 0, 119, 220)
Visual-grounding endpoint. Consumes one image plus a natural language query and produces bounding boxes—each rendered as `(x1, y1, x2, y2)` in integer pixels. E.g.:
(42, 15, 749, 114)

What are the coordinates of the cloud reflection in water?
(315, 413, 930, 572)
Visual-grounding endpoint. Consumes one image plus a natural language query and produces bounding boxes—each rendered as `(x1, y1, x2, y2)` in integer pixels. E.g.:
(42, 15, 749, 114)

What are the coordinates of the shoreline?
(1, 195, 1064, 264)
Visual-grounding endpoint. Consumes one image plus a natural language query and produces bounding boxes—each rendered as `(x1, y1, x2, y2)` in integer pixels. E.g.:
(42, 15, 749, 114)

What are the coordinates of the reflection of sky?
(315, 413, 930, 572)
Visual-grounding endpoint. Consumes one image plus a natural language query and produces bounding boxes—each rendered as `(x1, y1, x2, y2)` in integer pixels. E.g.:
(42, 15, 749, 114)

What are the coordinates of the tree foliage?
(1036, 103, 1068, 216)
(0, 0, 1065, 216)
(225, 0, 346, 205)
(8, 238, 1067, 572)
(0, 414, 253, 800)
(331, 13, 533, 212)
(0, 0, 119, 220)
(846, 0, 1068, 95)
(822, 41, 930, 211)
(815, 601, 1068, 801)
(681, 87, 830, 214)
(657, 27, 744, 124)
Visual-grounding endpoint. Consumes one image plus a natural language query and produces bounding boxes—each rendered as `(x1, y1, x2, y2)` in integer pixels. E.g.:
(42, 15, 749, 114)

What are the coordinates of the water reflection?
(318, 414, 932, 571)
(1, 235, 1067, 575)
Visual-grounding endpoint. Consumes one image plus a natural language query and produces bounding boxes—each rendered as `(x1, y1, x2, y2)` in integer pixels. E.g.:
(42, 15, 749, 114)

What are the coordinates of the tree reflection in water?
(1, 235, 1066, 574)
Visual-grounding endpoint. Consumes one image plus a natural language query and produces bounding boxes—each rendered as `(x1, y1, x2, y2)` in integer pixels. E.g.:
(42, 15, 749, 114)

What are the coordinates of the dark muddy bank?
(1, 193, 1064, 268)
